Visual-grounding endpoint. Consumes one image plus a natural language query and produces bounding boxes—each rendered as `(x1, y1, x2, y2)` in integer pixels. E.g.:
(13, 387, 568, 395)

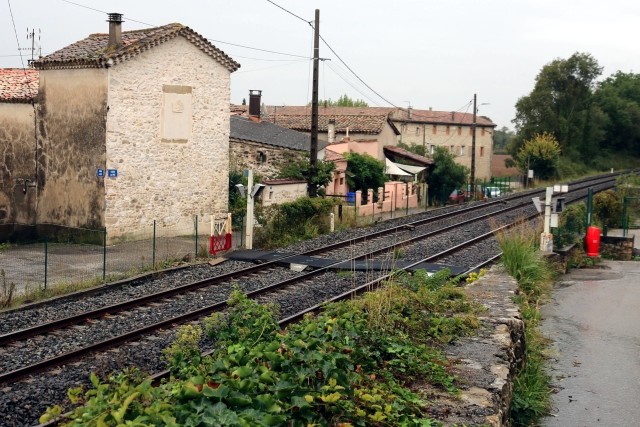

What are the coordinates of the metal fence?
(622, 196, 640, 236)
(0, 216, 211, 295)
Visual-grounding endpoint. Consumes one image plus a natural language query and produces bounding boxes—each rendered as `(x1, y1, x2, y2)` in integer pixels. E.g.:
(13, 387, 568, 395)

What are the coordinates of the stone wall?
(426, 266, 524, 425)
(229, 139, 304, 179)
(36, 68, 107, 229)
(601, 235, 635, 261)
(105, 37, 231, 241)
(0, 102, 37, 226)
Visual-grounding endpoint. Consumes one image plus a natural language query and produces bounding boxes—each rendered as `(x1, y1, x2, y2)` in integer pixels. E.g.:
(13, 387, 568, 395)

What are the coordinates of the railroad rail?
(0, 171, 631, 427)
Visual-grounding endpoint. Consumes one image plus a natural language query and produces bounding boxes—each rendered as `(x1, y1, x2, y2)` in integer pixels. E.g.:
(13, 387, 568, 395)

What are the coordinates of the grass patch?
(497, 222, 554, 426)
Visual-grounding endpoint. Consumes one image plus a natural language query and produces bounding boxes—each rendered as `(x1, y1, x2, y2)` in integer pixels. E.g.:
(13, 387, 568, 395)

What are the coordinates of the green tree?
(594, 71, 640, 156)
(312, 94, 369, 107)
(397, 141, 427, 157)
(515, 132, 561, 180)
(493, 127, 515, 154)
(277, 156, 336, 189)
(343, 152, 386, 193)
(513, 52, 604, 161)
(427, 147, 468, 203)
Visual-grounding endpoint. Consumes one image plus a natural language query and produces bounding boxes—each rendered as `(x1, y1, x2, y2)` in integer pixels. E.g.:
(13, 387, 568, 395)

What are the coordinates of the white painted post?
(245, 169, 254, 250)
(540, 186, 554, 252)
(330, 212, 335, 232)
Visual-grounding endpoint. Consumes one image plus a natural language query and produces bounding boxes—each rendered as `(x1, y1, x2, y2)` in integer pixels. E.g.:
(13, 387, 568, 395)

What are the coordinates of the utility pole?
(308, 9, 320, 197)
(25, 28, 41, 64)
(470, 93, 477, 197)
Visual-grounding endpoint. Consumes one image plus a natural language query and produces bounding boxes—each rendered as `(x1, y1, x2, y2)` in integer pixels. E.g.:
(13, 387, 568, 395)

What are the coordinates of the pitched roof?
(324, 149, 346, 162)
(33, 23, 239, 72)
(264, 106, 396, 135)
(383, 145, 434, 166)
(263, 105, 495, 128)
(230, 115, 328, 152)
(0, 69, 39, 103)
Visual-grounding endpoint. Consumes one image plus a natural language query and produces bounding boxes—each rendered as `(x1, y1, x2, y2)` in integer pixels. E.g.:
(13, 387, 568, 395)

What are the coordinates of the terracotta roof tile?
(0, 68, 39, 102)
(383, 145, 434, 166)
(263, 105, 495, 128)
(265, 111, 391, 135)
(33, 23, 239, 72)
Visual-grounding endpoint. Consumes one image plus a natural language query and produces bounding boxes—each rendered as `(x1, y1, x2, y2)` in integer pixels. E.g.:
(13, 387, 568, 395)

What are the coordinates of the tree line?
(509, 52, 640, 178)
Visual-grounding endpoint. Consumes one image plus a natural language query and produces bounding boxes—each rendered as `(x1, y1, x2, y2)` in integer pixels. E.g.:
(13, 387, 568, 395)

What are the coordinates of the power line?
(6, 0, 26, 71)
(59, 0, 155, 27)
(265, 0, 311, 25)
(207, 39, 309, 59)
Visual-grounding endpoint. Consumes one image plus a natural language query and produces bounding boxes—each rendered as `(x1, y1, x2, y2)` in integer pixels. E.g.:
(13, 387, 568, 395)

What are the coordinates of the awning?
(385, 158, 412, 176)
(395, 163, 426, 174)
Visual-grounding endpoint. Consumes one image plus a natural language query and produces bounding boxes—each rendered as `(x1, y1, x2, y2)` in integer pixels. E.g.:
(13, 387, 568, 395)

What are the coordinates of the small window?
(339, 177, 344, 185)
(257, 151, 267, 163)
(461, 145, 466, 156)
(446, 126, 450, 135)
(457, 126, 462, 135)
(480, 146, 485, 157)
(450, 145, 454, 152)
(268, 191, 273, 200)
(416, 127, 420, 136)
(432, 125, 437, 135)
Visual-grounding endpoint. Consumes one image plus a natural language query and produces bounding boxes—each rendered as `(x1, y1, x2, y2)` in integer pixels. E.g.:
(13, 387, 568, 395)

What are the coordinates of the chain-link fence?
(0, 216, 212, 295)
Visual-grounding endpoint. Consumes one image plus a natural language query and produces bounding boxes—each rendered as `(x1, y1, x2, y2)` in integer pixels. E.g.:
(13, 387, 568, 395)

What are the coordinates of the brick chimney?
(249, 90, 262, 120)
(107, 13, 123, 49)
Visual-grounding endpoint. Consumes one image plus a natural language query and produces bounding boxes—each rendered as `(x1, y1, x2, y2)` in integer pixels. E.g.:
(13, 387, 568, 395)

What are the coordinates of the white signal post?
(540, 184, 568, 253)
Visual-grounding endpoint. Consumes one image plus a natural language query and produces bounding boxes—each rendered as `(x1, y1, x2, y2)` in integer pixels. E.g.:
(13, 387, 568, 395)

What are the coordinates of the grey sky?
(2, 0, 639, 130)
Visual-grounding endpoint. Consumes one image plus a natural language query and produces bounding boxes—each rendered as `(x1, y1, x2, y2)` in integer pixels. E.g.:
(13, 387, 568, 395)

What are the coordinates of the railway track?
(0, 171, 626, 426)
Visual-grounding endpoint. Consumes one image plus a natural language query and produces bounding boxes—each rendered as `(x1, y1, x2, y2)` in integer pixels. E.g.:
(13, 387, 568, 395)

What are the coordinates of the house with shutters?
(0, 14, 239, 242)
(263, 105, 496, 180)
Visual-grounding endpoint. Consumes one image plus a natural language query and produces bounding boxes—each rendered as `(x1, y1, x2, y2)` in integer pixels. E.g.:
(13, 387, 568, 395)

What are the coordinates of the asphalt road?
(541, 260, 640, 427)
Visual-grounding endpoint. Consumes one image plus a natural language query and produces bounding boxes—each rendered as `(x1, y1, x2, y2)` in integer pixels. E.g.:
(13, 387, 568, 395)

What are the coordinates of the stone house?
(263, 105, 496, 180)
(1, 14, 239, 242)
(0, 69, 39, 229)
(390, 107, 496, 181)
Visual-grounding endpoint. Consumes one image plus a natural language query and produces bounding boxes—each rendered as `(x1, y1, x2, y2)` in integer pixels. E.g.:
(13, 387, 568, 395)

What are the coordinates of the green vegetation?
(255, 196, 337, 248)
(496, 224, 554, 426)
(43, 270, 485, 426)
(427, 146, 468, 204)
(493, 127, 516, 154)
(277, 157, 336, 190)
(312, 94, 369, 107)
(514, 132, 562, 180)
(343, 152, 386, 197)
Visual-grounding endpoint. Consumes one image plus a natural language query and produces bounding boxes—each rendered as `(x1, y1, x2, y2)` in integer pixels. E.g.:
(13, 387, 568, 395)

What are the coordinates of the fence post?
(102, 227, 107, 281)
(152, 219, 156, 269)
(194, 215, 198, 258)
(44, 238, 48, 290)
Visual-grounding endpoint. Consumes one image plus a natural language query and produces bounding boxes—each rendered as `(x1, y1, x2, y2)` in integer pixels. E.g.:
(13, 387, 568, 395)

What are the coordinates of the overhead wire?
(6, 0, 26, 72)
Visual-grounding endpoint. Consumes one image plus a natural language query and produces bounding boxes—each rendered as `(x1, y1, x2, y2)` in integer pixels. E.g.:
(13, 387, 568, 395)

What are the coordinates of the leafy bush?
(554, 203, 587, 248)
(593, 189, 622, 228)
(46, 272, 487, 426)
(255, 197, 336, 248)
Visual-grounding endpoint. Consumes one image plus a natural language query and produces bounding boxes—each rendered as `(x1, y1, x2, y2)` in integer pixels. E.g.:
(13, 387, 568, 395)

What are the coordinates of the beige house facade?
(263, 106, 496, 180)
(1, 15, 239, 242)
(389, 108, 496, 181)
(0, 69, 39, 230)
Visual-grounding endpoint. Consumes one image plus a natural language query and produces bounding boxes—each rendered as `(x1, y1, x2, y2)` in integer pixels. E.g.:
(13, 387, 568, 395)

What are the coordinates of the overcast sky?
(2, 0, 640, 129)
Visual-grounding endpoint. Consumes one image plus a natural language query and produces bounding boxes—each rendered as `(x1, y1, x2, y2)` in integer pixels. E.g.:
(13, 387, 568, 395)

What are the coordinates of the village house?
(0, 69, 39, 230)
(0, 14, 239, 242)
(263, 105, 496, 180)
(230, 91, 320, 180)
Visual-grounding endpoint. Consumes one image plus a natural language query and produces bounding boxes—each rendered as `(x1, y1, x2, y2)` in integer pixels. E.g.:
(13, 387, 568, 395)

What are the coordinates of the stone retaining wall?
(600, 235, 635, 260)
(425, 266, 524, 426)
